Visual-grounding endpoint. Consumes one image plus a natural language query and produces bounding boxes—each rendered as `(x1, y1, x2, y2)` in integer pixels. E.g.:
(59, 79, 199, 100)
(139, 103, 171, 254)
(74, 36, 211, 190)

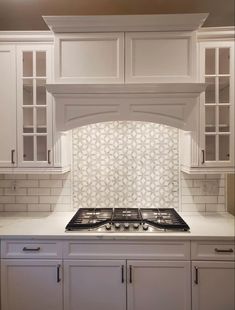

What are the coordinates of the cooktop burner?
(66, 208, 190, 232)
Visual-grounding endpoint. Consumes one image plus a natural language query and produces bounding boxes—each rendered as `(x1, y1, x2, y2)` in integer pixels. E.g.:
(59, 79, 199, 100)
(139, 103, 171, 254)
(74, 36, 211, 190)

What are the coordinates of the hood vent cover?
(44, 14, 208, 131)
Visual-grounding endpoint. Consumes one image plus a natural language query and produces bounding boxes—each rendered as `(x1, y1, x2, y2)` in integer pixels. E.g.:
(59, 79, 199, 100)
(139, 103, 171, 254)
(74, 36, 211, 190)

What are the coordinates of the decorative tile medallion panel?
(73, 122, 179, 209)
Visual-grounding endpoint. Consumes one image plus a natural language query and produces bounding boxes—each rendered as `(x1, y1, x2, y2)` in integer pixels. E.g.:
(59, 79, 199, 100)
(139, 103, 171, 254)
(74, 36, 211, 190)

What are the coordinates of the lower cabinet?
(63, 259, 191, 310)
(192, 261, 235, 310)
(1, 259, 63, 310)
(64, 260, 126, 310)
(127, 260, 191, 310)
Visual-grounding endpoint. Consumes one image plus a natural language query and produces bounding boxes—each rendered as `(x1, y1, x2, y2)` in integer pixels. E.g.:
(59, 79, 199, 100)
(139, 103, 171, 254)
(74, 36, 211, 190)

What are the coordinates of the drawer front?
(64, 240, 190, 260)
(1, 240, 63, 259)
(191, 241, 235, 261)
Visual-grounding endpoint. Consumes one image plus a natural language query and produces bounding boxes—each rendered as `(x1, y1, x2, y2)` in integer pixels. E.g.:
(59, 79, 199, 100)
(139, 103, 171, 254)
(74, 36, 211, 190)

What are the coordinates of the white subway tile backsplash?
(5, 174, 27, 180)
(28, 174, 50, 180)
(5, 188, 27, 196)
(0, 196, 15, 203)
(206, 204, 226, 212)
(39, 195, 71, 204)
(181, 203, 206, 212)
(39, 180, 63, 188)
(17, 180, 39, 188)
(28, 204, 51, 212)
(16, 196, 38, 204)
(4, 204, 27, 212)
(28, 188, 50, 196)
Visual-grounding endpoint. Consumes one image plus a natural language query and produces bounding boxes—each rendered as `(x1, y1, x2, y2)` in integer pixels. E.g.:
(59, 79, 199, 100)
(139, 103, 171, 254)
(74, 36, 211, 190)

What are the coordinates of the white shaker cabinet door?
(1, 259, 63, 310)
(127, 260, 191, 310)
(0, 45, 17, 167)
(192, 261, 235, 310)
(64, 260, 126, 310)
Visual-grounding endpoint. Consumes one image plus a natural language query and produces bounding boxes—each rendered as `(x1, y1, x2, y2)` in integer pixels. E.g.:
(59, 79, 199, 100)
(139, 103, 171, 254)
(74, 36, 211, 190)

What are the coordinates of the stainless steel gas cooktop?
(65, 208, 190, 232)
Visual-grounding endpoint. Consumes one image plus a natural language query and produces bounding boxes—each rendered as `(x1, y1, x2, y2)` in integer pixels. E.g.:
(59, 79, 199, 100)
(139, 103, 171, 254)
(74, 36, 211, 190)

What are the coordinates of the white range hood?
(44, 14, 208, 131)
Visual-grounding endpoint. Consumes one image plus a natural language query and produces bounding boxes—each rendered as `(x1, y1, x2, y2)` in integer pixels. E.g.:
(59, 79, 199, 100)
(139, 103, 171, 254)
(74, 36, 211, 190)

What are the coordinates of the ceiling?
(0, 0, 234, 31)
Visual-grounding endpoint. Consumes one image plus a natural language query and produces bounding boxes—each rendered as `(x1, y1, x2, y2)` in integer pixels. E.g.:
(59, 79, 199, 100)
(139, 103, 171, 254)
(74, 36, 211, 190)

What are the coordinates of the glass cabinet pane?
(219, 77, 229, 103)
(219, 135, 230, 160)
(23, 136, 34, 161)
(36, 51, 46, 76)
(205, 49, 215, 75)
(205, 77, 216, 103)
(36, 108, 47, 133)
(205, 135, 216, 161)
(219, 48, 230, 74)
(23, 79, 33, 105)
(23, 52, 33, 77)
(205, 106, 216, 132)
(36, 79, 46, 105)
(23, 108, 34, 133)
(219, 106, 230, 132)
(37, 136, 47, 161)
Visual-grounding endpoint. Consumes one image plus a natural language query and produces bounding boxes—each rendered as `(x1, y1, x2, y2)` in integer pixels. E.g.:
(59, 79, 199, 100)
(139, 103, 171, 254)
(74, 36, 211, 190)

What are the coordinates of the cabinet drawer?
(191, 241, 235, 261)
(64, 240, 190, 260)
(1, 240, 63, 259)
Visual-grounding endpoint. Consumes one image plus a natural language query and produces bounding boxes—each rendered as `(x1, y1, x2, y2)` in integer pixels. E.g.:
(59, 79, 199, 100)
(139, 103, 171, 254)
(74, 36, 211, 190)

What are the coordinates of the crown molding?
(197, 26, 235, 41)
(0, 31, 54, 43)
(43, 14, 208, 33)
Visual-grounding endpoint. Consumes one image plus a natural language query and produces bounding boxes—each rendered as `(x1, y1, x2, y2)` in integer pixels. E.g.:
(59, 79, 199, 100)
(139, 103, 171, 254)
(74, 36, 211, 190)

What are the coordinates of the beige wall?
(0, 0, 234, 30)
(227, 174, 235, 215)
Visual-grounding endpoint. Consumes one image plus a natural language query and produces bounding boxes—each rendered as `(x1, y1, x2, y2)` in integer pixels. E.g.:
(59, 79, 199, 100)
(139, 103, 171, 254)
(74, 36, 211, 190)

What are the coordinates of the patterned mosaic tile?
(72, 122, 179, 209)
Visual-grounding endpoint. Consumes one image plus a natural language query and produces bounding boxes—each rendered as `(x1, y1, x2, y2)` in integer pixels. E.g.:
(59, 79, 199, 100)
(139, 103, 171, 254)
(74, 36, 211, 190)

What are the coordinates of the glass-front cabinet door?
(17, 45, 53, 167)
(200, 41, 234, 167)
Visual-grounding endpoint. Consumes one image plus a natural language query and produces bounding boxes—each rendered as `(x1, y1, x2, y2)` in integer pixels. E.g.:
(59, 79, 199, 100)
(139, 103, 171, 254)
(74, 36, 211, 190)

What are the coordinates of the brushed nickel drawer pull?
(215, 248, 233, 253)
(23, 247, 41, 252)
(129, 265, 132, 283)
(48, 150, 51, 164)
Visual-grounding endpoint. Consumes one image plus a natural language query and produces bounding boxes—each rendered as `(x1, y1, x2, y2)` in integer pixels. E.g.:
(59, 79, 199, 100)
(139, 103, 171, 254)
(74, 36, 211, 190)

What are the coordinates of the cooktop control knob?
(143, 224, 149, 231)
(115, 223, 121, 229)
(124, 223, 130, 229)
(105, 223, 112, 230)
(133, 223, 140, 229)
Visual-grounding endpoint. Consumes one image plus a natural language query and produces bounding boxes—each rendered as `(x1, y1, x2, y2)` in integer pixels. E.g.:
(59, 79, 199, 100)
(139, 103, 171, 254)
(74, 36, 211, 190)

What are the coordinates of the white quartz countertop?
(0, 211, 234, 240)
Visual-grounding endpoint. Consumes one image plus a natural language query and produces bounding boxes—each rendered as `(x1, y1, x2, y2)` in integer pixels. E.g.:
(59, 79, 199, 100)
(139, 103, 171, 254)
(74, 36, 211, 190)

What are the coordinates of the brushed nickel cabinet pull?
(57, 264, 61, 283)
(194, 267, 199, 285)
(23, 247, 41, 252)
(48, 150, 51, 164)
(215, 248, 234, 253)
(201, 150, 205, 164)
(11, 149, 15, 164)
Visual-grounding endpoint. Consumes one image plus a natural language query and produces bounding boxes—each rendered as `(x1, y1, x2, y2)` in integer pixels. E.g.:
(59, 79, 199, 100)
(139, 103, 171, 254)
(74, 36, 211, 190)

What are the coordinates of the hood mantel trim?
(46, 83, 206, 131)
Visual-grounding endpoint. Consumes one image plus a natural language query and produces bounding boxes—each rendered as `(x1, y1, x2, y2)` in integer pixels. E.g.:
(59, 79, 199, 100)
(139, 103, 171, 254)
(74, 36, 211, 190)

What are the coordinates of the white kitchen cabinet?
(0, 45, 17, 167)
(180, 36, 234, 173)
(0, 34, 71, 173)
(192, 261, 235, 310)
(199, 41, 234, 168)
(1, 259, 63, 310)
(17, 45, 53, 167)
(54, 32, 124, 84)
(64, 260, 126, 310)
(127, 260, 191, 310)
(125, 31, 196, 83)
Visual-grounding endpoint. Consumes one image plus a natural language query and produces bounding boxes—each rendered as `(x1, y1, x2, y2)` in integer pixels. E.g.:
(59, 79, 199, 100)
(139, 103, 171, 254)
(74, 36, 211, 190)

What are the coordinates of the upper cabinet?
(180, 30, 234, 173)
(17, 45, 53, 167)
(0, 33, 71, 173)
(44, 14, 207, 84)
(125, 31, 196, 83)
(0, 45, 17, 167)
(200, 42, 234, 168)
(55, 32, 124, 84)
